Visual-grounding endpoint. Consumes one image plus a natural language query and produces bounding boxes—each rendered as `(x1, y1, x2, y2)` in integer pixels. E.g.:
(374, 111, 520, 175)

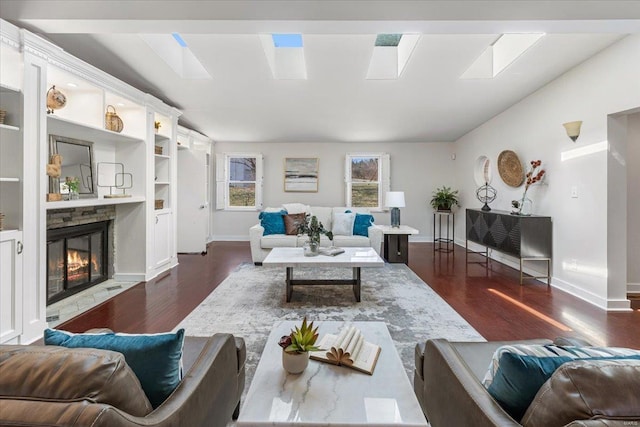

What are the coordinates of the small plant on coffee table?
(278, 317, 321, 354)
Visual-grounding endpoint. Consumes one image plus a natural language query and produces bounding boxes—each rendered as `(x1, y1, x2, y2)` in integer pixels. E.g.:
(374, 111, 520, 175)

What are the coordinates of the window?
(345, 153, 390, 210)
(216, 153, 263, 210)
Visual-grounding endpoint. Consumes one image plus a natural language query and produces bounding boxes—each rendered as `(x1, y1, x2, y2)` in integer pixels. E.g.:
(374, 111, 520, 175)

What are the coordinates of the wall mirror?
(49, 135, 96, 198)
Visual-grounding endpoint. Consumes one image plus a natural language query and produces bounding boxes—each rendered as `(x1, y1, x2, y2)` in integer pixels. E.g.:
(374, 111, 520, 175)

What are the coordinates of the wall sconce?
(385, 191, 405, 228)
(563, 121, 582, 142)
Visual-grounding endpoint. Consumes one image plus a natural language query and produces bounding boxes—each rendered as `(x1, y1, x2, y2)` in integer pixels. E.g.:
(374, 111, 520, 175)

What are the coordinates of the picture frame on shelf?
(284, 157, 318, 192)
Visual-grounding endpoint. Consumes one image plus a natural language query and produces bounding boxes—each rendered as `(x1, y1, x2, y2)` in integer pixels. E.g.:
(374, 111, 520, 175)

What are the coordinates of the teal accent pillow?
(353, 213, 374, 237)
(259, 210, 286, 235)
(44, 328, 185, 408)
(487, 348, 640, 421)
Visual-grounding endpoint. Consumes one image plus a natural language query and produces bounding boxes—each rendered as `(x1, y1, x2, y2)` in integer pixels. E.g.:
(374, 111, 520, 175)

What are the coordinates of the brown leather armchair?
(414, 338, 640, 427)
(0, 333, 245, 427)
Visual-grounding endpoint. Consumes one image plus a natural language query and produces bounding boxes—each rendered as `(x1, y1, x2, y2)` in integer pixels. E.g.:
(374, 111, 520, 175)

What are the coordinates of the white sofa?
(249, 205, 383, 264)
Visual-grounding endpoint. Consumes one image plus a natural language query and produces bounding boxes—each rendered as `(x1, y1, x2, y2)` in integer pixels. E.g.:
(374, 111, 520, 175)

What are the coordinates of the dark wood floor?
(59, 242, 640, 349)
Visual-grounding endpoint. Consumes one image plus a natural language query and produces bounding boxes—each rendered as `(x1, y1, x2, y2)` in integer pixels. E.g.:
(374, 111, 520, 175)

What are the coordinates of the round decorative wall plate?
(497, 150, 524, 187)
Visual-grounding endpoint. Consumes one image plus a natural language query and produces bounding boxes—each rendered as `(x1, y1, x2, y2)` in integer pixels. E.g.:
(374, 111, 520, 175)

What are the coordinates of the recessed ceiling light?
(117, 102, 125, 107)
(67, 82, 78, 87)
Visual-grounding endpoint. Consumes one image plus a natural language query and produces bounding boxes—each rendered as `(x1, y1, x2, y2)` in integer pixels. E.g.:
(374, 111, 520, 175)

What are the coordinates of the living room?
(1, 1, 639, 426)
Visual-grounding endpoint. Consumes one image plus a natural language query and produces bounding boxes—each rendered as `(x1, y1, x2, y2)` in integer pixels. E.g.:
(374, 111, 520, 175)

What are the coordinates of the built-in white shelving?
(0, 124, 20, 132)
(47, 115, 144, 145)
(0, 18, 181, 344)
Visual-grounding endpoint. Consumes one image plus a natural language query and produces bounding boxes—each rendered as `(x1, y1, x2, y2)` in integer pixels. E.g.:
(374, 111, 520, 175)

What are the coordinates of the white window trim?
(345, 153, 390, 212)
(215, 152, 263, 211)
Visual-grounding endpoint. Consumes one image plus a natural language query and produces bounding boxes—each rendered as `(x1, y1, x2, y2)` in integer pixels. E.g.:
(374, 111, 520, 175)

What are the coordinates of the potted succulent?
(297, 215, 333, 256)
(278, 317, 321, 374)
(430, 186, 459, 211)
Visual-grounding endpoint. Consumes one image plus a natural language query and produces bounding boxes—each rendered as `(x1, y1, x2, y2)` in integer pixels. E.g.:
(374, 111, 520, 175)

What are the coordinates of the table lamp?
(385, 191, 405, 228)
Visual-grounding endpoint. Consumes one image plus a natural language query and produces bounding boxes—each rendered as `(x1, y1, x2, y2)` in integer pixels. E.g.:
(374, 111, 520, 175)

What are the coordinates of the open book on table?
(309, 326, 381, 375)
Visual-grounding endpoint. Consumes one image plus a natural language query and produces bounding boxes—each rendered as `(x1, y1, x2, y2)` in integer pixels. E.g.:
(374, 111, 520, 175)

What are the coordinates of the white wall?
(628, 113, 640, 292)
(212, 141, 454, 240)
(453, 34, 640, 310)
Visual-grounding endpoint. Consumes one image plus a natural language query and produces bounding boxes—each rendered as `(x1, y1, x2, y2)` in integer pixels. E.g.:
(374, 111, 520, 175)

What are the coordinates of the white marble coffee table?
(237, 321, 428, 427)
(262, 247, 384, 302)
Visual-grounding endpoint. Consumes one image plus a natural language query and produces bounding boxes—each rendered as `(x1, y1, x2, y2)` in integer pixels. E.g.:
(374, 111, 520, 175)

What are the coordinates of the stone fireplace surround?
(46, 205, 116, 303)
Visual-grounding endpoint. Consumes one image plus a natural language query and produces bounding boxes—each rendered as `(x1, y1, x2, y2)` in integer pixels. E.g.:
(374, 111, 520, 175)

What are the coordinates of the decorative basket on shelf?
(105, 105, 124, 133)
(0, 212, 4, 231)
(0, 109, 6, 124)
(155, 199, 164, 210)
(155, 145, 163, 155)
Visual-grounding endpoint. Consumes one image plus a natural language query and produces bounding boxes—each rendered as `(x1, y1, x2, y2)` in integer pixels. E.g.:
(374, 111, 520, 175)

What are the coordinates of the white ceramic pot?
(282, 350, 309, 374)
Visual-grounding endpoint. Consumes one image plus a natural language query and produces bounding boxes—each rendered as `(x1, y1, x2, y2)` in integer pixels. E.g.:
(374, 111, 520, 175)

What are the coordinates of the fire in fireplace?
(47, 221, 109, 305)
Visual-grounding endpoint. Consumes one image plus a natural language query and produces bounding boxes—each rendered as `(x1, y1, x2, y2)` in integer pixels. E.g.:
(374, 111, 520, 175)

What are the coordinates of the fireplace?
(47, 221, 109, 305)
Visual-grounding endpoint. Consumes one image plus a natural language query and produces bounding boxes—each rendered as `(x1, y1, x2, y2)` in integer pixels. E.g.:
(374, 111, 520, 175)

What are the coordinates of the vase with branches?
(511, 160, 545, 215)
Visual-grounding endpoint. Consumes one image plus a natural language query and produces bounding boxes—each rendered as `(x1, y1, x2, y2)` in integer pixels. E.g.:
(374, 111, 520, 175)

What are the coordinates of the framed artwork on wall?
(284, 157, 319, 192)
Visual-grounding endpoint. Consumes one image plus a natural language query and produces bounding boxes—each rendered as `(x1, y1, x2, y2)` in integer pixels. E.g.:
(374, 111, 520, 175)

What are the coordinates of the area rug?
(178, 262, 484, 392)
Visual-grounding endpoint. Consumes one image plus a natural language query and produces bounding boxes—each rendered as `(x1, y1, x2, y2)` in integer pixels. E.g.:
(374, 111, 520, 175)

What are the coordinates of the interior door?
(177, 149, 208, 253)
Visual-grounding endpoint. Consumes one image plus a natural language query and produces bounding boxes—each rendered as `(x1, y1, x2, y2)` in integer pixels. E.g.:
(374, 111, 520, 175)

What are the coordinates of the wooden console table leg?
(353, 267, 361, 302)
(286, 267, 293, 302)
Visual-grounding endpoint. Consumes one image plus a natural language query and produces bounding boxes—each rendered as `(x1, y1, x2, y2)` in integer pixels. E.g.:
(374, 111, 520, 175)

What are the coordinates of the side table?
(374, 225, 419, 264)
(433, 211, 455, 253)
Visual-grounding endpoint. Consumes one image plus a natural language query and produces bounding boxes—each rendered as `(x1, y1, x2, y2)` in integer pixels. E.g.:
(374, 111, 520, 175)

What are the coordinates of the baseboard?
(113, 273, 146, 282)
(457, 239, 631, 311)
(628, 283, 640, 294)
(211, 235, 250, 241)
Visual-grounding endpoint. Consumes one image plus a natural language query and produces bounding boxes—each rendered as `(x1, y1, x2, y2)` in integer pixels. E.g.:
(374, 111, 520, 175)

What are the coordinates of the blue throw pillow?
(487, 347, 640, 421)
(44, 328, 185, 408)
(259, 210, 286, 235)
(353, 213, 374, 237)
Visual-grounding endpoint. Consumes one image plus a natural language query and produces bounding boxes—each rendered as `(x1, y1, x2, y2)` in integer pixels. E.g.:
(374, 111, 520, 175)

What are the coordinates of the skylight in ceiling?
(375, 34, 402, 47)
(260, 34, 307, 79)
(171, 32, 188, 47)
(461, 33, 545, 79)
(272, 34, 303, 48)
(366, 34, 420, 79)
(141, 33, 211, 79)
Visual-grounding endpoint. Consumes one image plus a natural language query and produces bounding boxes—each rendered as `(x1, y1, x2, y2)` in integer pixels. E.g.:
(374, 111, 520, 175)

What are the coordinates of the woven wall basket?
(497, 150, 524, 187)
(105, 105, 124, 133)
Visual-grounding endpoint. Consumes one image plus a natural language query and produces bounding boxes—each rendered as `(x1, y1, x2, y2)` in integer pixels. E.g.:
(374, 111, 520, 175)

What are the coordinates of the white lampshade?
(385, 191, 405, 208)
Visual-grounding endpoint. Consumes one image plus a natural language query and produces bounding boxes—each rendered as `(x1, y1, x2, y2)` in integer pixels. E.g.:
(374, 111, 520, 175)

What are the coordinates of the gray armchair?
(0, 333, 246, 427)
(414, 338, 640, 427)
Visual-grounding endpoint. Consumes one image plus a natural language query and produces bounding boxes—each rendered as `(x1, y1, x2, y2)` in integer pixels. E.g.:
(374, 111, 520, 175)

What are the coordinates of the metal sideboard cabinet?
(465, 208, 552, 284)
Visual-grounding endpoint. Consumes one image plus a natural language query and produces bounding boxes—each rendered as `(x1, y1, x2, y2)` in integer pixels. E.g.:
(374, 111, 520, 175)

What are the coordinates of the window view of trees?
(229, 157, 256, 207)
(350, 157, 379, 207)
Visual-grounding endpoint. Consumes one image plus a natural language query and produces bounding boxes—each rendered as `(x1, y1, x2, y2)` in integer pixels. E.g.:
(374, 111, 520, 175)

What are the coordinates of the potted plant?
(430, 186, 459, 211)
(64, 176, 80, 200)
(278, 317, 321, 374)
(297, 215, 333, 256)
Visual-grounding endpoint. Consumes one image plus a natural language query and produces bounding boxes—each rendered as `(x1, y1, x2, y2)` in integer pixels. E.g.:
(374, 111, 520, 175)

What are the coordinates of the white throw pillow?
(332, 212, 356, 236)
(282, 203, 309, 215)
(263, 207, 284, 213)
